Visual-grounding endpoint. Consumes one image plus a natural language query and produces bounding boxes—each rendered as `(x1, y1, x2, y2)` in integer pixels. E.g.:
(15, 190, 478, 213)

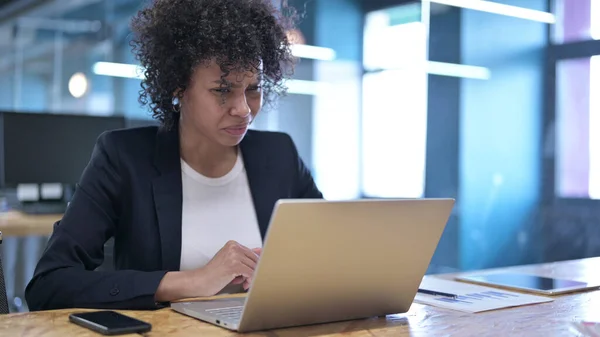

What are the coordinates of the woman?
(25, 0, 322, 311)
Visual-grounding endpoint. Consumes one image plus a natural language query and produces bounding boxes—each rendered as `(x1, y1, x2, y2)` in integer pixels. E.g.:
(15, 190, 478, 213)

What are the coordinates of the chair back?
(0, 231, 9, 314)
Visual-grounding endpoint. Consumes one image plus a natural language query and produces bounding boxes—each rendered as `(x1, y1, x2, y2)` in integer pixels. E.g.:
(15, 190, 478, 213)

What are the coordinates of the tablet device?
(456, 273, 599, 295)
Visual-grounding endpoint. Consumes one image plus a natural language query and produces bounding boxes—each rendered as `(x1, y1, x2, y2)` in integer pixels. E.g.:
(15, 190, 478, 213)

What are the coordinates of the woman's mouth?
(223, 124, 248, 136)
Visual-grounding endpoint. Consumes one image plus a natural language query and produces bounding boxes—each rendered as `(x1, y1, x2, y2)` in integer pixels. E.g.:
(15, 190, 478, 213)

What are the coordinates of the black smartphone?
(69, 311, 152, 335)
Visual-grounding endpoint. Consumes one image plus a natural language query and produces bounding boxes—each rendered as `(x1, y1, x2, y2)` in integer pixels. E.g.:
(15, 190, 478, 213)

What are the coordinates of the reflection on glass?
(589, 56, 600, 198)
(362, 70, 427, 198)
(362, 4, 427, 198)
(555, 56, 600, 199)
(364, 4, 423, 71)
(553, 0, 594, 44)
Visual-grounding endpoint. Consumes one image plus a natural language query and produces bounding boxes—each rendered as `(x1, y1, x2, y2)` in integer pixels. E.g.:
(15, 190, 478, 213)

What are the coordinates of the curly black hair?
(130, 0, 299, 130)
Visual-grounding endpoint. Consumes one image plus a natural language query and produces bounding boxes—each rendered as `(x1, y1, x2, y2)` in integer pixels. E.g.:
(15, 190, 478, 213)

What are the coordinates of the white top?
(179, 151, 263, 273)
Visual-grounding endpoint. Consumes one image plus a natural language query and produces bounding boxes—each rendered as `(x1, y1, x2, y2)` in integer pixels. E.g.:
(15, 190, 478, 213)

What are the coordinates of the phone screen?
(462, 273, 588, 291)
(70, 311, 151, 332)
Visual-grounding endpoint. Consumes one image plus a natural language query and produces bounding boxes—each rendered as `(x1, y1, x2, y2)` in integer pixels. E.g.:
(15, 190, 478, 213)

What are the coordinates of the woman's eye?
(247, 86, 262, 92)
(212, 88, 231, 94)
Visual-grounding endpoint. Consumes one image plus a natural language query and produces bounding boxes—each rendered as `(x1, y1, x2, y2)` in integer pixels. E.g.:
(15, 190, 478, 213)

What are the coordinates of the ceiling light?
(68, 72, 88, 98)
(429, 0, 555, 23)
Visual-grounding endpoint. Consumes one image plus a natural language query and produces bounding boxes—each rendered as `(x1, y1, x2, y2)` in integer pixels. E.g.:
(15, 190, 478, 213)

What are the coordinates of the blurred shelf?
(0, 211, 62, 237)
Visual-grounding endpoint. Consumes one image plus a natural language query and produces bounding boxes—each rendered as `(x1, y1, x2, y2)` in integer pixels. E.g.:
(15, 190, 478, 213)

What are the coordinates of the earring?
(172, 96, 180, 113)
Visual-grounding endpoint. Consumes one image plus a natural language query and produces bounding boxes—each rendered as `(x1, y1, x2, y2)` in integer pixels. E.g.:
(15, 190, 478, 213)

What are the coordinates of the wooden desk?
(1, 257, 599, 336)
(0, 211, 61, 237)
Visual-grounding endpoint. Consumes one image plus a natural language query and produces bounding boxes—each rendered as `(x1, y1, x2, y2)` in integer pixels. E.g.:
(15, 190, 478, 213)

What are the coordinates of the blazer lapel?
(152, 127, 183, 271)
(240, 131, 273, 239)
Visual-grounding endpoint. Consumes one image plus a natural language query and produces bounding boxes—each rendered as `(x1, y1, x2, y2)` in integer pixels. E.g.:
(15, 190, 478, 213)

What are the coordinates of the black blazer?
(25, 126, 322, 311)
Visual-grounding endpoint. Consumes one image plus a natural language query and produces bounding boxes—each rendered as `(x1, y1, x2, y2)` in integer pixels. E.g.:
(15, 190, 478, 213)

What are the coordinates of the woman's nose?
(229, 95, 251, 117)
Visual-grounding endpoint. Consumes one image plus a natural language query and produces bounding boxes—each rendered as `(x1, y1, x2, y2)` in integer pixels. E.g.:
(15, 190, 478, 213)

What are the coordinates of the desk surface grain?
(1, 257, 599, 336)
(0, 211, 61, 237)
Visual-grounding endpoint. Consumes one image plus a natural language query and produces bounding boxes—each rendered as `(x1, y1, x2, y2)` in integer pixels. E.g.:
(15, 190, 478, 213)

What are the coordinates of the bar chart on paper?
(414, 277, 553, 313)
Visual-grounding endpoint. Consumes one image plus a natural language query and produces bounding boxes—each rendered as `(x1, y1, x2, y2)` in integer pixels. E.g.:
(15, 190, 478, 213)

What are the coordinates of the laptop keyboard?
(206, 305, 244, 321)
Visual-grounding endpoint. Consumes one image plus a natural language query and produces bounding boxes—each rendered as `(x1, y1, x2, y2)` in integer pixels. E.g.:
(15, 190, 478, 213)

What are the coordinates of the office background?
(0, 0, 598, 312)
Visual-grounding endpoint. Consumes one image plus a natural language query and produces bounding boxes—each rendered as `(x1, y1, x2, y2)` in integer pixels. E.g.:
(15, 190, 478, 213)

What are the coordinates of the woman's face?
(179, 60, 263, 147)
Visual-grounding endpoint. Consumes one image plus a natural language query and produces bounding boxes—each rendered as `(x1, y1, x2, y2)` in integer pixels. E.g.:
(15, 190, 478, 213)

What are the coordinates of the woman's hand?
(229, 247, 263, 289)
(155, 241, 261, 302)
(197, 240, 261, 293)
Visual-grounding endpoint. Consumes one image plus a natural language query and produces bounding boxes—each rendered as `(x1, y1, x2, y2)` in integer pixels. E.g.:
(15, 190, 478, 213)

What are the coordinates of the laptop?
(171, 198, 455, 332)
